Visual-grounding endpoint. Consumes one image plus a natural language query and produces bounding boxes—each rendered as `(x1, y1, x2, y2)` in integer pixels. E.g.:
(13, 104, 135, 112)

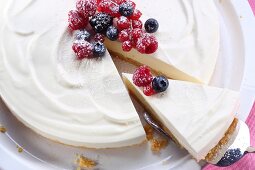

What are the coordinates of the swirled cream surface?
(0, 0, 146, 148)
(123, 73, 239, 160)
(106, 0, 220, 84)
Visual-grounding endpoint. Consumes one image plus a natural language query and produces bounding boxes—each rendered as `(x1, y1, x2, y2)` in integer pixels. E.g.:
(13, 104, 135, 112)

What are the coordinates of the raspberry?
(72, 40, 93, 59)
(76, 0, 97, 17)
(114, 0, 127, 4)
(136, 33, 158, 54)
(122, 41, 132, 51)
(132, 19, 143, 29)
(118, 29, 130, 42)
(143, 84, 156, 96)
(132, 65, 153, 87)
(98, 0, 120, 17)
(116, 16, 131, 30)
(68, 10, 88, 31)
(130, 9, 142, 20)
(130, 28, 143, 47)
(94, 33, 105, 43)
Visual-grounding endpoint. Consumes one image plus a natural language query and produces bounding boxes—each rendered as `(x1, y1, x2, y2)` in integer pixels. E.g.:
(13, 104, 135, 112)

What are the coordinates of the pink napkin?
(249, 0, 255, 15)
(203, 101, 255, 170)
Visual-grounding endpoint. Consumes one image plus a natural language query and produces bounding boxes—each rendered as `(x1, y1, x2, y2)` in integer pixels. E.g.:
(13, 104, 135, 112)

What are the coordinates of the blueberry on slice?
(119, 2, 134, 17)
(152, 76, 169, 93)
(75, 29, 91, 41)
(93, 42, 106, 57)
(106, 26, 119, 41)
(145, 18, 159, 33)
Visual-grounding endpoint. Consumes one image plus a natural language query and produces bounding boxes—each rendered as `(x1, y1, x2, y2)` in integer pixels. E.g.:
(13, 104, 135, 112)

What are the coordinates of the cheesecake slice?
(122, 73, 239, 161)
(106, 0, 220, 84)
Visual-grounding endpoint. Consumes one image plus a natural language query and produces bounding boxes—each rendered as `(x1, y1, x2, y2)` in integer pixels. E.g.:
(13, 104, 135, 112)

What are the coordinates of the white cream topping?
(0, 0, 146, 148)
(123, 73, 239, 160)
(107, 0, 220, 84)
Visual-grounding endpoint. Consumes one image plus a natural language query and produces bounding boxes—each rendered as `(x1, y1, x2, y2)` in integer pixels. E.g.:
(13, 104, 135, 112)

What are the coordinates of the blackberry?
(89, 12, 113, 33)
(75, 29, 91, 41)
(217, 149, 243, 167)
(152, 76, 169, 93)
(119, 2, 134, 17)
(106, 26, 119, 41)
(93, 42, 106, 57)
(145, 18, 159, 33)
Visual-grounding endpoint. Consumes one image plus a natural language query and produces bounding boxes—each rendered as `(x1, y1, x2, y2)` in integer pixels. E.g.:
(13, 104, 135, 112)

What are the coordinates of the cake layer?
(123, 73, 239, 160)
(106, 0, 220, 84)
(0, 0, 146, 148)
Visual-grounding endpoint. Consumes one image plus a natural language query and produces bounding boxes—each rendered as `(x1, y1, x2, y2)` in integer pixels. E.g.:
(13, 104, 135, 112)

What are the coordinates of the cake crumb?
(150, 138, 168, 153)
(16, 145, 23, 153)
(0, 125, 7, 133)
(144, 124, 154, 140)
(76, 155, 96, 170)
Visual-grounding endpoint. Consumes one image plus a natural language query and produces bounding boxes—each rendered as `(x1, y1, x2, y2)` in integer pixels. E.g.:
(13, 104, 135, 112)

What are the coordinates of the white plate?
(1, 0, 255, 170)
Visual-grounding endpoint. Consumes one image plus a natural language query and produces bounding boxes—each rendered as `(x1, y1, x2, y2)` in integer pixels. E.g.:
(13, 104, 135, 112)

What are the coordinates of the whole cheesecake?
(106, 0, 220, 84)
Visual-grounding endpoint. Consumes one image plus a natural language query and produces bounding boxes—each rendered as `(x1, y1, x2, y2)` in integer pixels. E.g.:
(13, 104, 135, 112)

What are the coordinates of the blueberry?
(106, 26, 119, 41)
(152, 76, 169, 93)
(93, 42, 106, 57)
(119, 2, 134, 17)
(75, 29, 91, 41)
(145, 18, 159, 33)
(89, 13, 113, 33)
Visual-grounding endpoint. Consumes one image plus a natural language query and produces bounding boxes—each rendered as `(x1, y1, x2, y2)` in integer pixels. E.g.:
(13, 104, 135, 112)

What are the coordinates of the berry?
(122, 41, 132, 51)
(118, 29, 130, 42)
(145, 18, 159, 33)
(106, 26, 119, 41)
(133, 65, 153, 87)
(72, 40, 93, 59)
(68, 10, 88, 30)
(89, 12, 113, 33)
(132, 19, 143, 29)
(130, 28, 143, 47)
(152, 76, 169, 93)
(76, 0, 97, 17)
(93, 42, 106, 57)
(75, 29, 91, 41)
(94, 33, 105, 43)
(143, 84, 156, 96)
(130, 9, 142, 20)
(119, 1, 134, 17)
(136, 33, 158, 54)
(217, 149, 243, 167)
(116, 16, 131, 30)
(98, 0, 120, 17)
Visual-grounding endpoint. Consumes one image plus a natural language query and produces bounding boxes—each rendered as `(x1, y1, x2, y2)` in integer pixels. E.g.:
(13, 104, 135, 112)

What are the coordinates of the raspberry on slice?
(68, 10, 88, 31)
(136, 33, 158, 54)
(72, 40, 93, 59)
(118, 29, 130, 42)
(132, 65, 153, 87)
(122, 41, 132, 52)
(116, 16, 131, 30)
(143, 84, 156, 96)
(94, 33, 105, 43)
(132, 19, 143, 29)
(130, 28, 143, 47)
(98, 0, 120, 17)
(130, 9, 142, 20)
(76, 0, 97, 17)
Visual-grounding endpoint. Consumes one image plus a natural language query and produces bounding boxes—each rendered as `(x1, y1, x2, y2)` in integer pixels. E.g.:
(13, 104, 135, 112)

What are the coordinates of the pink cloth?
(249, 0, 255, 15)
(203, 101, 255, 170)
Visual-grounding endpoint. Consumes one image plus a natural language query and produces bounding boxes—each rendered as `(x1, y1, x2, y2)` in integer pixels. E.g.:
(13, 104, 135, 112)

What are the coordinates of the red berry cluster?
(132, 66, 155, 96)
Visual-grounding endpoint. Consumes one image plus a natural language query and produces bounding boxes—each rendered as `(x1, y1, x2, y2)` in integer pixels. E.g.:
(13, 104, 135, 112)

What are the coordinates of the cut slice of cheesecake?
(122, 73, 240, 161)
(106, 0, 220, 84)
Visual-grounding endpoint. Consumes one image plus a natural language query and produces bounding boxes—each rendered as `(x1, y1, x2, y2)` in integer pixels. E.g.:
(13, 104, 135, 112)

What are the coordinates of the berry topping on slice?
(94, 33, 105, 43)
(89, 12, 113, 33)
(75, 29, 91, 41)
(116, 16, 131, 30)
(106, 26, 119, 41)
(118, 29, 130, 42)
(68, 10, 88, 31)
(131, 28, 143, 41)
(133, 65, 153, 87)
(72, 40, 94, 59)
(143, 84, 156, 96)
(119, 1, 134, 17)
(132, 19, 143, 29)
(136, 33, 158, 54)
(98, 0, 120, 17)
(130, 9, 142, 20)
(76, 0, 97, 18)
(122, 41, 132, 51)
(152, 76, 169, 93)
(145, 18, 159, 33)
(93, 42, 106, 57)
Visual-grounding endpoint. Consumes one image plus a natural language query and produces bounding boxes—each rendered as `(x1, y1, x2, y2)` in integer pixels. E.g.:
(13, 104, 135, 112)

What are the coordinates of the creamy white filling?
(107, 0, 220, 84)
(0, 0, 145, 148)
(123, 73, 239, 160)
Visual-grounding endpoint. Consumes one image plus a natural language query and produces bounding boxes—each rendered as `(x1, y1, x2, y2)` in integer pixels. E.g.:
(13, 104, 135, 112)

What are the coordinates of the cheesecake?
(122, 73, 240, 161)
(0, 0, 146, 148)
(106, 0, 220, 84)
